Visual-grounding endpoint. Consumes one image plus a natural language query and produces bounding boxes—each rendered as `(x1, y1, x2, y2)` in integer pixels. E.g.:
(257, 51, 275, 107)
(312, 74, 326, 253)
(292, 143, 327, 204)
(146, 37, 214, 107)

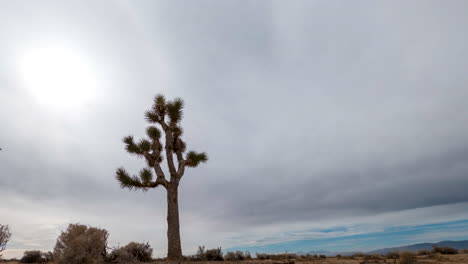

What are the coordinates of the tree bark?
(167, 184, 182, 260)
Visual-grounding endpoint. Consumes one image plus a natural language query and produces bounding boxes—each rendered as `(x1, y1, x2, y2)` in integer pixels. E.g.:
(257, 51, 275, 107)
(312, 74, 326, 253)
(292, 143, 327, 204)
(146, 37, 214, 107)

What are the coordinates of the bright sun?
(18, 45, 99, 109)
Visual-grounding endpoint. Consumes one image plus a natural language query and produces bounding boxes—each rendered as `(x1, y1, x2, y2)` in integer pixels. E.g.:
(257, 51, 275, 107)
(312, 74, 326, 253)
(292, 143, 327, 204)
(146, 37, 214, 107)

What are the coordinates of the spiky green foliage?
(154, 94, 166, 113)
(166, 98, 184, 124)
(116, 94, 207, 190)
(144, 110, 159, 123)
(174, 138, 187, 153)
(123, 135, 142, 154)
(173, 126, 183, 138)
(186, 151, 208, 167)
(116, 168, 143, 190)
(146, 126, 161, 140)
(137, 139, 151, 152)
(139, 168, 153, 184)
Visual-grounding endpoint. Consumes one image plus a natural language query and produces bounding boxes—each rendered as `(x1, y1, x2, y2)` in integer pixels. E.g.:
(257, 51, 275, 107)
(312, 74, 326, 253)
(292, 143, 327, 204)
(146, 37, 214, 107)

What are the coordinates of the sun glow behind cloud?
(17, 45, 99, 109)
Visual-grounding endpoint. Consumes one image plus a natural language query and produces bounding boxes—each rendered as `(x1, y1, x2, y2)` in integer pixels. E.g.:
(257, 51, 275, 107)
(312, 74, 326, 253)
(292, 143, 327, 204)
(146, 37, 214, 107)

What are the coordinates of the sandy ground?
(2, 253, 468, 264)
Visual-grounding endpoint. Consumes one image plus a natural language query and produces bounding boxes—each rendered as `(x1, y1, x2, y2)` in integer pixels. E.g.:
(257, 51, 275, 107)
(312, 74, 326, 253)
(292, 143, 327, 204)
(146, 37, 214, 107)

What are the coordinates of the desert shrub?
(364, 254, 383, 259)
(336, 254, 342, 258)
(107, 242, 153, 263)
(399, 251, 417, 264)
(20, 251, 43, 263)
(416, 249, 431, 256)
(224, 251, 237, 261)
(352, 252, 366, 258)
(460, 249, 468, 253)
(244, 251, 252, 260)
(385, 251, 399, 264)
(196, 246, 223, 261)
(432, 246, 458, 254)
(338, 256, 355, 260)
(428, 253, 449, 262)
(282, 253, 297, 260)
(54, 223, 109, 264)
(0, 225, 11, 257)
(19, 251, 52, 263)
(256, 253, 270, 260)
(224, 250, 250, 261)
(319, 255, 326, 259)
(196, 246, 206, 260)
(385, 251, 399, 259)
(206, 248, 223, 261)
(43, 251, 54, 263)
(255, 253, 296, 260)
(272, 253, 296, 260)
(297, 254, 317, 260)
(235, 250, 245, 260)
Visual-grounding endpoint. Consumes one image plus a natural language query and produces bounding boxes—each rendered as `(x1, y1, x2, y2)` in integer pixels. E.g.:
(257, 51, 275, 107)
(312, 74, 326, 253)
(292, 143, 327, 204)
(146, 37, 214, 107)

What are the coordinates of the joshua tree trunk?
(167, 184, 182, 260)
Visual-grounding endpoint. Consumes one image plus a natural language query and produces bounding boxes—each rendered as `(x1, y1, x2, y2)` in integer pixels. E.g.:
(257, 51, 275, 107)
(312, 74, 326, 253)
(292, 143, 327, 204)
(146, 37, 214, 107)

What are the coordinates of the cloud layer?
(1, 0, 468, 258)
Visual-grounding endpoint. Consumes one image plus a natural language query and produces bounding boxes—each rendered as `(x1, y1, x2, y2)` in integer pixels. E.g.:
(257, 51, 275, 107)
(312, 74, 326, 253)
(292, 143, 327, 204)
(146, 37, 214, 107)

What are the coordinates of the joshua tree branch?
(164, 131, 177, 179)
(154, 165, 168, 188)
(153, 176, 168, 188)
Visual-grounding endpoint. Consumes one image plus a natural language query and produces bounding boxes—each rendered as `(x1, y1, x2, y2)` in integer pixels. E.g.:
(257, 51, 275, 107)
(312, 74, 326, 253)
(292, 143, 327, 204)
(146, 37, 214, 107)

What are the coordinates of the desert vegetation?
(2, 225, 468, 264)
(106, 242, 153, 263)
(53, 224, 108, 264)
(18, 251, 53, 263)
(431, 246, 458, 255)
(0, 225, 11, 258)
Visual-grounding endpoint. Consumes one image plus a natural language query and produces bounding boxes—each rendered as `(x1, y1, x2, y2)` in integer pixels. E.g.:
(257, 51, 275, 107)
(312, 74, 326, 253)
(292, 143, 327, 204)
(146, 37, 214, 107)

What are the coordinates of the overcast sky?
(1, 0, 468, 259)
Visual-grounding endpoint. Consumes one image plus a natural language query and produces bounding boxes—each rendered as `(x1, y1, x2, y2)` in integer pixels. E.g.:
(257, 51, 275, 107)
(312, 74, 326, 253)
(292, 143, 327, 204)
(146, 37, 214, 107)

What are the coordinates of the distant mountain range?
(297, 240, 468, 256)
(367, 240, 468, 255)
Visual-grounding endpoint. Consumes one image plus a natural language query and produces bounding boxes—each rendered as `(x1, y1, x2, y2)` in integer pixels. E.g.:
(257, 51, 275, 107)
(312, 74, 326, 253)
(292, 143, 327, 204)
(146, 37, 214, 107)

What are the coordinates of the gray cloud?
(1, 0, 468, 257)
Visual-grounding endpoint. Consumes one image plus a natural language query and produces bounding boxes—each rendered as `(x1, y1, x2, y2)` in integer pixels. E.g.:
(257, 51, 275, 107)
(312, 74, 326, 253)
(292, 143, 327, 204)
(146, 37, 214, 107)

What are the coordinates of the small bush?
(385, 251, 399, 264)
(0, 225, 11, 257)
(196, 246, 223, 261)
(256, 253, 269, 260)
(432, 246, 458, 254)
(224, 250, 250, 261)
(54, 223, 109, 264)
(206, 248, 223, 261)
(107, 242, 153, 263)
(399, 251, 417, 264)
(338, 255, 355, 260)
(417, 249, 431, 256)
(235, 251, 245, 260)
(20, 251, 43, 263)
(319, 255, 326, 259)
(196, 246, 206, 260)
(224, 251, 238, 261)
(364, 254, 383, 259)
(385, 252, 400, 259)
(255, 253, 297, 260)
(43, 252, 54, 263)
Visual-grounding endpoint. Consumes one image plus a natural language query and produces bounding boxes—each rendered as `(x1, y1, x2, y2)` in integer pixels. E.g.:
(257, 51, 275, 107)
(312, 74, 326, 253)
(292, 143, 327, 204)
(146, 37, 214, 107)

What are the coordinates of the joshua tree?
(0, 224, 11, 256)
(115, 95, 208, 260)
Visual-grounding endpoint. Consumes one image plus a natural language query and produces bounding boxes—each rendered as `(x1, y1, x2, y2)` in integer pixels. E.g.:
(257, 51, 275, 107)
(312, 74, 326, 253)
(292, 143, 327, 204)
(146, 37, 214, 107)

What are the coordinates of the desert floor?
(3, 253, 468, 264)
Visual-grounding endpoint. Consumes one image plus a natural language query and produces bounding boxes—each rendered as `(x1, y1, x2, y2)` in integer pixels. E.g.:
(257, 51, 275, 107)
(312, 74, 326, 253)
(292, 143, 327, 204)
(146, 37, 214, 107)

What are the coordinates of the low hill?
(367, 240, 468, 254)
